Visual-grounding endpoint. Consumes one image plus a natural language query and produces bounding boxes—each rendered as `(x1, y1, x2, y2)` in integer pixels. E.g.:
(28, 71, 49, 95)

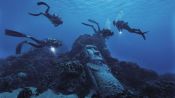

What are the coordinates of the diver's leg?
(16, 41, 28, 54)
(82, 23, 97, 33)
(29, 2, 50, 16)
(45, 3, 50, 13)
(27, 42, 43, 48)
(16, 41, 42, 54)
(127, 28, 147, 40)
(37, 2, 50, 13)
(127, 28, 143, 35)
(29, 37, 43, 44)
(132, 28, 142, 34)
(123, 25, 133, 33)
(88, 19, 101, 31)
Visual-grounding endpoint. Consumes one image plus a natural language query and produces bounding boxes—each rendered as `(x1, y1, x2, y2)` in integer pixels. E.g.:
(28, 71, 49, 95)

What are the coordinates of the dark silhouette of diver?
(29, 2, 63, 27)
(5, 29, 62, 54)
(82, 19, 114, 38)
(113, 20, 147, 40)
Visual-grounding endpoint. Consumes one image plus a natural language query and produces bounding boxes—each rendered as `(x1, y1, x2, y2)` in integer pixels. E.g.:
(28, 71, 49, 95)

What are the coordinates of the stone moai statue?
(83, 45, 124, 98)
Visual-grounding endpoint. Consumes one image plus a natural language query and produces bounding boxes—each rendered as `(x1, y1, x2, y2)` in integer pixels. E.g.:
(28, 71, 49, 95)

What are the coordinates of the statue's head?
(83, 45, 103, 61)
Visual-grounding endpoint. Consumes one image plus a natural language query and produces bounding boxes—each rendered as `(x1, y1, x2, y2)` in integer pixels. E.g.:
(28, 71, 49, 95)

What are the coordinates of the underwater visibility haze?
(0, 0, 174, 73)
(0, 0, 175, 98)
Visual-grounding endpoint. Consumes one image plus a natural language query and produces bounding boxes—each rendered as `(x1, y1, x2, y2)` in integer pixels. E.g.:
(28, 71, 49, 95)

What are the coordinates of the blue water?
(0, 0, 175, 74)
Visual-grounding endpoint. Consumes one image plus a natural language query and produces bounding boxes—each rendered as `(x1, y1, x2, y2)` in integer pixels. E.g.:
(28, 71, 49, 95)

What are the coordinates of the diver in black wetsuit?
(5, 29, 62, 54)
(113, 20, 147, 40)
(82, 19, 114, 38)
(29, 2, 63, 27)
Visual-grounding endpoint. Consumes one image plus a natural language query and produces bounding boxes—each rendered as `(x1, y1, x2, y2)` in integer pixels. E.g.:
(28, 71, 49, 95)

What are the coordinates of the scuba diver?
(29, 2, 63, 27)
(5, 29, 62, 54)
(82, 19, 114, 38)
(113, 20, 147, 40)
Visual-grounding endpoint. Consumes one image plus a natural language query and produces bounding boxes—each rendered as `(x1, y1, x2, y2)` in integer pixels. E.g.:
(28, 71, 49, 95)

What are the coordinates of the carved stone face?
(84, 45, 103, 61)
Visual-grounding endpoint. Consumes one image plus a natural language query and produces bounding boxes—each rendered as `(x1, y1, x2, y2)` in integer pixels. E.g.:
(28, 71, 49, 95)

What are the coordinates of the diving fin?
(142, 34, 146, 40)
(28, 12, 43, 16)
(82, 23, 93, 27)
(88, 19, 100, 31)
(5, 29, 27, 38)
(141, 32, 147, 40)
(88, 19, 98, 24)
(37, 2, 50, 13)
(37, 2, 49, 7)
(29, 2, 49, 17)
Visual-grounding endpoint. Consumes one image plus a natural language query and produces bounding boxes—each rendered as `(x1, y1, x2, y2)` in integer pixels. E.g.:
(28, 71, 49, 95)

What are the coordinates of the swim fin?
(37, 2, 49, 7)
(37, 2, 50, 13)
(82, 23, 93, 27)
(88, 19, 98, 24)
(141, 32, 147, 40)
(5, 29, 27, 37)
(28, 12, 43, 16)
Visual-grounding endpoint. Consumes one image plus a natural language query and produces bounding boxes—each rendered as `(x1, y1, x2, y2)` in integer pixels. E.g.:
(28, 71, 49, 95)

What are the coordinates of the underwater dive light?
(119, 31, 123, 34)
(50, 46, 56, 54)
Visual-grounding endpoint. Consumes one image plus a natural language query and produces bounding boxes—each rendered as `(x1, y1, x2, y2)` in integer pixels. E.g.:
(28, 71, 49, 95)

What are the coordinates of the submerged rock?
(0, 34, 174, 98)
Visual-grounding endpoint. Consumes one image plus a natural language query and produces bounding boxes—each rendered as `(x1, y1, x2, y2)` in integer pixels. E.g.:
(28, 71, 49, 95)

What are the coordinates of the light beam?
(50, 46, 56, 54)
